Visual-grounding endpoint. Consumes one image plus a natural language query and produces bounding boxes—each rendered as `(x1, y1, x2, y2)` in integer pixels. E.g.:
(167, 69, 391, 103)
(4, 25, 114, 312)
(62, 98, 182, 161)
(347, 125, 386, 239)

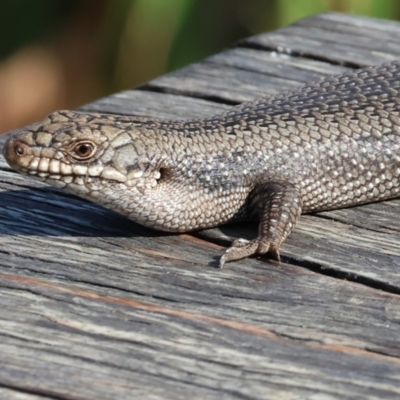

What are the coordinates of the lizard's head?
(2, 110, 177, 223)
(3, 110, 245, 233)
(3, 110, 167, 191)
(5, 111, 108, 187)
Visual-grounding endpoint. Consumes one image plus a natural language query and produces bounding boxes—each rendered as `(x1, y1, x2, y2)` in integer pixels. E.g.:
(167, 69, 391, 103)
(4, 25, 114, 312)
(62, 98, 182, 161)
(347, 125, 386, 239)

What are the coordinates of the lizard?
(3, 60, 400, 267)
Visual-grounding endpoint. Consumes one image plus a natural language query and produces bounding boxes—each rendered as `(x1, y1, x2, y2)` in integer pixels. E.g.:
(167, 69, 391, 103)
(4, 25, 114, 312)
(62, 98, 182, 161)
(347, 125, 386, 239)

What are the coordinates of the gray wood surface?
(1, 12, 400, 400)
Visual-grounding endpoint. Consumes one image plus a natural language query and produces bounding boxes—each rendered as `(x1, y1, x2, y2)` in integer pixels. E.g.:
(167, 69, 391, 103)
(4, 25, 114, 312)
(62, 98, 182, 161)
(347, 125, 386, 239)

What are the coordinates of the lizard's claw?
(219, 238, 281, 268)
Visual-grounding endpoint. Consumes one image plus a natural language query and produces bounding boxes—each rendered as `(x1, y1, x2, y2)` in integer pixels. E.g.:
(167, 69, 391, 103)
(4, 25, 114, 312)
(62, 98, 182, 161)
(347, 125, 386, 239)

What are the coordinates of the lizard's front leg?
(220, 182, 303, 267)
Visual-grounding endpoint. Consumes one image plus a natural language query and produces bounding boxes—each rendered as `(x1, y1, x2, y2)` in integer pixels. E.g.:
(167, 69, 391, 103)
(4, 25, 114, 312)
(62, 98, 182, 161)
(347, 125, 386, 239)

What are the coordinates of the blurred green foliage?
(1, 0, 399, 92)
(0, 0, 79, 59)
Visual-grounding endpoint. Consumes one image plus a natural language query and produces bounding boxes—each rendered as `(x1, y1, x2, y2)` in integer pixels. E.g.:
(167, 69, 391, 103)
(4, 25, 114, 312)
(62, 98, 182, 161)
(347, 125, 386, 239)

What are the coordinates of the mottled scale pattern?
(4, 61, 400, 266)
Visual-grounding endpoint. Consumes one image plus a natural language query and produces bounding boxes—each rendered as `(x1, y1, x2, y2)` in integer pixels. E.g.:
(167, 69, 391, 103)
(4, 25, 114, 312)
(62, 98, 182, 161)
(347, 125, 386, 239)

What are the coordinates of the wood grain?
(1, 12, 400, 400)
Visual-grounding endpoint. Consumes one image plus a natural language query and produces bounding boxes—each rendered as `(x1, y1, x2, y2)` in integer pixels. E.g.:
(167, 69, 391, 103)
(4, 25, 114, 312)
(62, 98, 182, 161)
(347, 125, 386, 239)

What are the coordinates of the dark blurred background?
(0, 0, 399, 134)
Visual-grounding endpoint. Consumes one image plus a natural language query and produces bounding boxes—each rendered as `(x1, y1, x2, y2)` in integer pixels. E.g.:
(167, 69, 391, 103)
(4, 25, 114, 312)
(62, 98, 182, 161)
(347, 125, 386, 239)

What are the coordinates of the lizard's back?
(199, 61, 400, 212)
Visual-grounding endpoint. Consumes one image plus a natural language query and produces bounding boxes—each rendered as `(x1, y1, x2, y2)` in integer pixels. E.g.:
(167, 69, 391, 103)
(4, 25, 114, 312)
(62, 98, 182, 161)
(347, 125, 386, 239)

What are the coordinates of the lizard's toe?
(219, 238, 267, 268)
(267, 244, 281, 262)
(219, 238, 283, 268)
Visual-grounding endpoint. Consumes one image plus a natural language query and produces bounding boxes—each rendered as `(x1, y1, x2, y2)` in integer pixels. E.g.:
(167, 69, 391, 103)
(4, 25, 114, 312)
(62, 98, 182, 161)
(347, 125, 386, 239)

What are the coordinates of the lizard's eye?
(13, 142, 27, 157)
(70, 141, 97, 160)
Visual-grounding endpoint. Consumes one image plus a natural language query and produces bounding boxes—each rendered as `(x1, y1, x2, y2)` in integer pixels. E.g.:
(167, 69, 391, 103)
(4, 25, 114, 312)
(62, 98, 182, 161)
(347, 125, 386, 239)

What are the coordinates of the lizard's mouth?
(3, 137, 89, 185)
(4, 137, 67, 178)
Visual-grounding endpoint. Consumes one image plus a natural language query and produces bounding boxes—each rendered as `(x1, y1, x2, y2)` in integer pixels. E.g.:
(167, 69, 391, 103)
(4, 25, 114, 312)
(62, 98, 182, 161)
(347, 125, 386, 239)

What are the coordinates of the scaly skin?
(3, 61, 400, 266)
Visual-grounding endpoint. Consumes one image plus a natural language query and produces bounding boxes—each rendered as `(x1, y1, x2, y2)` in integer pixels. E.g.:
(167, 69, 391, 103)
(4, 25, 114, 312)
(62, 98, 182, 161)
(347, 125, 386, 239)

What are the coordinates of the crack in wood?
(0, 383, 68, 400)
(236, 40, 363, 69)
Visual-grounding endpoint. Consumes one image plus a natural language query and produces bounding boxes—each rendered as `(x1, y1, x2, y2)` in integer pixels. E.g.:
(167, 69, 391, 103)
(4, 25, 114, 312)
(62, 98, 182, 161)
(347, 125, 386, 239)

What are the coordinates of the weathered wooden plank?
(0, 388, 50, 400)
(198, 215, 400, 287)
(206, 46, 349, 80)
(79, 90, 231, 120)
(299, 12, 400, 41)
(1, 271, 400, 399)
(242, 12, 400, 67)
(2, 11, 400, 400)
(320, 201, 400, 233)
(143, 48, 349, 103)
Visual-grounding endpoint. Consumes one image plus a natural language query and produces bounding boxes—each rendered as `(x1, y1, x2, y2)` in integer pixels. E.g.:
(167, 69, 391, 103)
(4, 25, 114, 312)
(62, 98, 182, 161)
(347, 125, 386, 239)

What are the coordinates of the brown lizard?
(3, 61, 400, 266)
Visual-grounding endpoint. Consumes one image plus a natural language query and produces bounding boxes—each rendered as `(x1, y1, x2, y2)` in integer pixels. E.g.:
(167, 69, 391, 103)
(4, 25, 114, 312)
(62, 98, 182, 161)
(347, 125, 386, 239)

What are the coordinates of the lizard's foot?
(218, 182, 301, 268)
(219, 238, 281, 268)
